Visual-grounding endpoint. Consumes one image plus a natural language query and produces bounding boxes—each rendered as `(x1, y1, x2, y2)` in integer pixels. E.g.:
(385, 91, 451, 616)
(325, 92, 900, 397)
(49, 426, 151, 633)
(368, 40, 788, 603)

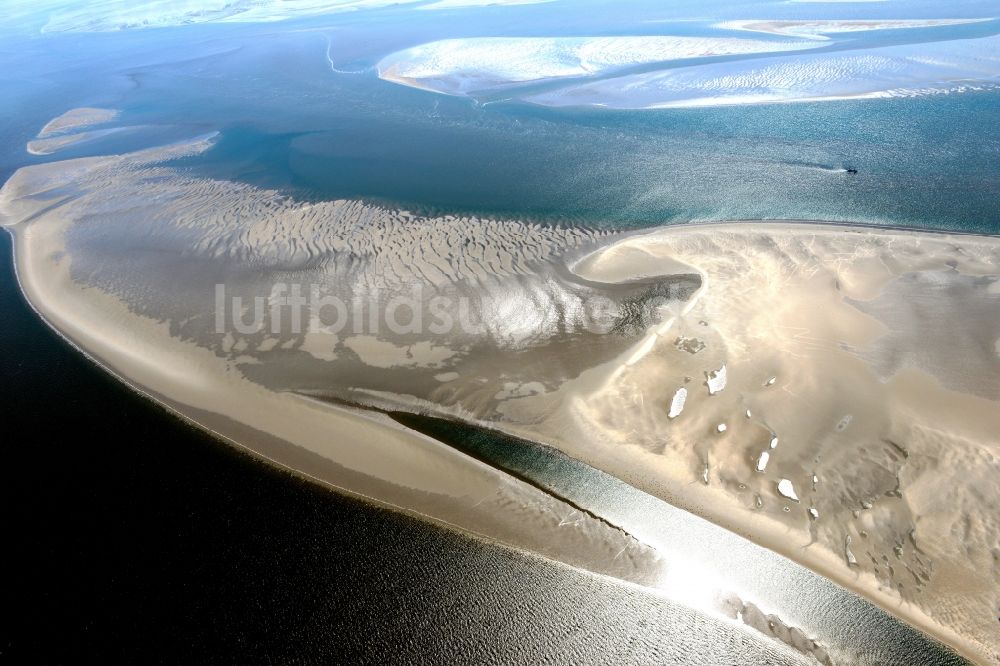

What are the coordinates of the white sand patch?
(377, 35, 821, 96)
(706, 365, 727, 395)
(777, 479, 799, 502)
(668, 387, 687, 419)
(571, 243, 698, 284)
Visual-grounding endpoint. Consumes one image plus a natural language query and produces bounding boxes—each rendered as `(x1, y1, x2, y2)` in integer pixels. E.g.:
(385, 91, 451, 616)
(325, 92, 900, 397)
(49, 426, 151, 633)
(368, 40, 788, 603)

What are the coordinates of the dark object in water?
(846, 168, 858, 175)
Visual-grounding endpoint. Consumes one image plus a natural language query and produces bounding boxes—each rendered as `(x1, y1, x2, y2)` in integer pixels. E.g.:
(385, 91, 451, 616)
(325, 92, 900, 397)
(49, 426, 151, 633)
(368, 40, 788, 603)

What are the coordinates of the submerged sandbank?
(27, 126, 144, 156)
(28, 108, 140, 156)
(37, 107, 119, 138)
(2, 125, 998, 663)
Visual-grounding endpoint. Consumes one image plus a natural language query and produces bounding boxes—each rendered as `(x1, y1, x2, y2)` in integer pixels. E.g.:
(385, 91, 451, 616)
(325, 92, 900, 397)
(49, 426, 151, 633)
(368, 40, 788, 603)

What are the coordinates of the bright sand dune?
(2, 129, 999, 663)
(377, 36, 821, 96)
(525, 32, 1000, 108)
(717, 19, 994, 40)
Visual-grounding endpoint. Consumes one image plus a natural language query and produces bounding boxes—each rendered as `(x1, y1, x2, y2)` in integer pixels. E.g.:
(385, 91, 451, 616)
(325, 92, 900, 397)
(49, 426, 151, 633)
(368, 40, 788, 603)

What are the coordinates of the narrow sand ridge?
(36, 107, 119, 137)
(28, 107, 140, 156)
(2, 129, 999, 663)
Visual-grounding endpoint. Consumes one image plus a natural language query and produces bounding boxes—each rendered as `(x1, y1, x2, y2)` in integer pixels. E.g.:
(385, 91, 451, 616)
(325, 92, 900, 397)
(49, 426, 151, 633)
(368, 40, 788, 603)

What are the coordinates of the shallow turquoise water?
(2, 4, 998, 234)
(187, 90, 1000, 232)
